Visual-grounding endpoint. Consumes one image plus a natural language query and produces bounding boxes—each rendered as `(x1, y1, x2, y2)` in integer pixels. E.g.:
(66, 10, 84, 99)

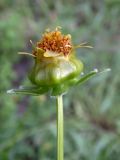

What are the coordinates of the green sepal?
(29, 55, 83, 86)
(7, 86, 49, 96)
(76, 68, 111, 85)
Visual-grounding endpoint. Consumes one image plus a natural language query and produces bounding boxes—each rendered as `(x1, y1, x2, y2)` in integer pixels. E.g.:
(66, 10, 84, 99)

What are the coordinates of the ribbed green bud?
(26, 27, 91, 95)
(29, 54, 83, 87)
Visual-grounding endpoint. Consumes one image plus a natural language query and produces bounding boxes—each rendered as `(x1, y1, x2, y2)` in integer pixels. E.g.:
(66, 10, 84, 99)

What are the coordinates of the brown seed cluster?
(35, 29, 72, 56)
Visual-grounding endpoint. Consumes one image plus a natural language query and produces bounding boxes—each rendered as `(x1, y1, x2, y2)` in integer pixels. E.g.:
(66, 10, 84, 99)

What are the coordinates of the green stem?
(56, 95, 64, 160)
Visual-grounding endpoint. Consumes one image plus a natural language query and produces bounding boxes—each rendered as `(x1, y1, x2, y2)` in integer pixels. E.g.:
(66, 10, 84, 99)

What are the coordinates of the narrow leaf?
(7, 86, 49, 96)
(76, 68, 111, 85)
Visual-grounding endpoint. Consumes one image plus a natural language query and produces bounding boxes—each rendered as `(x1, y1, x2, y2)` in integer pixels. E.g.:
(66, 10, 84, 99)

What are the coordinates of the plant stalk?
(56, 95, 64, 160)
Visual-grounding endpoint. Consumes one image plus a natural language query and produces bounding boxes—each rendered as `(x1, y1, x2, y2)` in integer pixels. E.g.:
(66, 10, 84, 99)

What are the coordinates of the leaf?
(7, 86, 49, 96)
(76, 68, 111, 85)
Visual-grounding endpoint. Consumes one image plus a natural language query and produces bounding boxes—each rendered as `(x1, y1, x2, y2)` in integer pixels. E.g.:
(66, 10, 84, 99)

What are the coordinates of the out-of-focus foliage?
(0, 0, 120, 159)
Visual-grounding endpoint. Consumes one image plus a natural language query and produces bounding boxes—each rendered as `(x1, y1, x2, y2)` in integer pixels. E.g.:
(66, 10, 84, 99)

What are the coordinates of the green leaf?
(7, 86, 49, 96)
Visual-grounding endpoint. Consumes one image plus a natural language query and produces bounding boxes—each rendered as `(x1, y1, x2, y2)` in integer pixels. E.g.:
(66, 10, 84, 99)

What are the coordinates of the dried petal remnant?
(35, 29, 72, 56)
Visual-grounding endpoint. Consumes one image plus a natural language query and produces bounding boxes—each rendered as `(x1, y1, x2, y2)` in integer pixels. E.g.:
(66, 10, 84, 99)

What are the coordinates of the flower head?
(18, 27, 92, 95)
(7, 27, 110, 96)
(31, 27, 92, 59)
(34, 27, 72, 57)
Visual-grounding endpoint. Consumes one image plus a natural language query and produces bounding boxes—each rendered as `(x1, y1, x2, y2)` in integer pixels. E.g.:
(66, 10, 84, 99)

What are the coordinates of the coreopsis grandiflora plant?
(7, 27, 110, 160)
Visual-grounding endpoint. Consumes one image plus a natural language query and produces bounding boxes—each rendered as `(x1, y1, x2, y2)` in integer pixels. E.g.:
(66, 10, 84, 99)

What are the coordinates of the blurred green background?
(0, 0, 120, 159)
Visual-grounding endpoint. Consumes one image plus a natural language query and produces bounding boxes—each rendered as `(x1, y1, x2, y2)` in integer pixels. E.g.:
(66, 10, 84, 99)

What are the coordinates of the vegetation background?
(0, 0, 120, 159)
